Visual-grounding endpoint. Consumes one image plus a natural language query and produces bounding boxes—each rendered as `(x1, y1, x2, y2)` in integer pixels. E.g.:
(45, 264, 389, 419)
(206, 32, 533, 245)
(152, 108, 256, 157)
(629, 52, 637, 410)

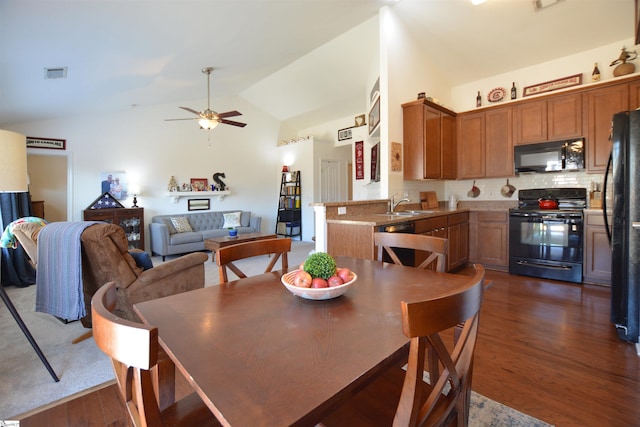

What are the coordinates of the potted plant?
(228, 227, 238, 237)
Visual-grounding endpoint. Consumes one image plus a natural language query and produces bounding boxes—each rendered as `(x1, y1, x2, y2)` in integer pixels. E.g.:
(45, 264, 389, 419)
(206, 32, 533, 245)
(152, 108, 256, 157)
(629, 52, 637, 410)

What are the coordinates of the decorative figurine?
(213, 172, 227, 191)
(168, 176, 179, 192)
(610, 47, 638, 77)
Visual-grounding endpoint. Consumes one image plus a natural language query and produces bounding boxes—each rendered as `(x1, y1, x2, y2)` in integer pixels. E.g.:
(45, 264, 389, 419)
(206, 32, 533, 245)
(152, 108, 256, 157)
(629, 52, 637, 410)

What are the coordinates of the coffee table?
(204, 232, 277, 262)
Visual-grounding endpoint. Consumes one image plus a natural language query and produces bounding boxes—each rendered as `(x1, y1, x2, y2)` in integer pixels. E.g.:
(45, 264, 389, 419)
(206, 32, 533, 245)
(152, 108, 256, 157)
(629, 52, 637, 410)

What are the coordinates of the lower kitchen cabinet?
(583, 210, 612, 285)
(447, 212, 469, 271)
(469, 211, 508, 270)
(414, 216, 448, 270)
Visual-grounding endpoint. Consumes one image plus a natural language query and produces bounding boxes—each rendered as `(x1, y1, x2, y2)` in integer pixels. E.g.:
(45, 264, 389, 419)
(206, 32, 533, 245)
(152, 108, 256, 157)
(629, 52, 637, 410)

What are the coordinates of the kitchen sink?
(376, 210, 435, 217)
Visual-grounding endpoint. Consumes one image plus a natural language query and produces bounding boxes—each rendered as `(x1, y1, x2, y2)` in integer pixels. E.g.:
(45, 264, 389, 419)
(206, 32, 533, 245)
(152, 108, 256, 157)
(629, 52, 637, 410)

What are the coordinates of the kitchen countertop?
(325, 207, 470, 227)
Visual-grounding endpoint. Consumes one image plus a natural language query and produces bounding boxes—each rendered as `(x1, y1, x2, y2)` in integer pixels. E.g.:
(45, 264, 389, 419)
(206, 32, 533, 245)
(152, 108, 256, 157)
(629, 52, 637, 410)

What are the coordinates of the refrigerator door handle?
(603, 151, 612, 244)
(632, 222, 640, 229)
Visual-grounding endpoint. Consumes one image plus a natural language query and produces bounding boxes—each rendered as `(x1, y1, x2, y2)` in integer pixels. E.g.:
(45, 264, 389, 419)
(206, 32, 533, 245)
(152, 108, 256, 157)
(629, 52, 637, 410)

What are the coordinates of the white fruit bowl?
(281, 269, 357, 300)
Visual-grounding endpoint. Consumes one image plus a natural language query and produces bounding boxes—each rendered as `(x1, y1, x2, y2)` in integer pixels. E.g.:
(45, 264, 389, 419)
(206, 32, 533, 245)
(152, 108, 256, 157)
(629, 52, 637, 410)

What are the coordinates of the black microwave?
(514, 139, 584, 174)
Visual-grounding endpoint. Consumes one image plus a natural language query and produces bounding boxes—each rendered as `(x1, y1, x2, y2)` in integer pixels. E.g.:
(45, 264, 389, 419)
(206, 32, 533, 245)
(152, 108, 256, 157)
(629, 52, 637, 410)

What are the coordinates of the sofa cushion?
(160, 218, 178, 234)
(169, 231, 203, 245)
(171, 216, 193, 233)
(240, 211, 251, 227)
(222, 211, 242, 228)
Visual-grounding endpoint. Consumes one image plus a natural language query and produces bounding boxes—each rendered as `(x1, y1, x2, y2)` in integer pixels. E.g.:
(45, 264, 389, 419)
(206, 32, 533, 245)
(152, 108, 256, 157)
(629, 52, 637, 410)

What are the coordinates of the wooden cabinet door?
(457, 112, 485, 179)
(548, 93, 582, 140)
(514, 99, 547, 145)
(424, 105, 442, 179)
(469, 211, 508, 268)
(441, 113, 457, 179)
(585, 83, 629, 172)
(629, 80, 640, 109)
(484, 107, 513, 177)
(402, 102, 426, 180)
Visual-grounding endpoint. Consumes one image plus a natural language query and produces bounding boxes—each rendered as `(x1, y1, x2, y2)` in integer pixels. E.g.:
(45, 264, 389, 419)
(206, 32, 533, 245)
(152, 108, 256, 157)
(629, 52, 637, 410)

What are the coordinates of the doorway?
(27, 152, 71, 222)
(320, 159, 341, 202)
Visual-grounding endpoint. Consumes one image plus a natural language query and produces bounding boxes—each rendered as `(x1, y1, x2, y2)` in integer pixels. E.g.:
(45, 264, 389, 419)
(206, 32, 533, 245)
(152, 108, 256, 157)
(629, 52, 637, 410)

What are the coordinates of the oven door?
(509, 211, 583, 283)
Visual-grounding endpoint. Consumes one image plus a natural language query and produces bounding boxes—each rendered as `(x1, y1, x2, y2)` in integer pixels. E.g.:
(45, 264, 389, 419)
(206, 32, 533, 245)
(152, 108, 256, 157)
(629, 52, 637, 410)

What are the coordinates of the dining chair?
(92, 282, 221, 427)
(216, 237, 292, 283)
(374, 232, 448, 272)
(320, 264, 485, 427)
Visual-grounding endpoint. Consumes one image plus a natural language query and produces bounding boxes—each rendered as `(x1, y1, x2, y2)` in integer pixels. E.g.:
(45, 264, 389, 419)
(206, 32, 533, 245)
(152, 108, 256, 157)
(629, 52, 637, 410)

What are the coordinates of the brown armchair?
(79, 223, 208, 326)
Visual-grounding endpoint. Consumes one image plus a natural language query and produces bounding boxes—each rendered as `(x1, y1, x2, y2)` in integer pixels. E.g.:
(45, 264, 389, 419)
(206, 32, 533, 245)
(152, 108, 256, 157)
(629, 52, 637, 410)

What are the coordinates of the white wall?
(8, 96, 286, 248)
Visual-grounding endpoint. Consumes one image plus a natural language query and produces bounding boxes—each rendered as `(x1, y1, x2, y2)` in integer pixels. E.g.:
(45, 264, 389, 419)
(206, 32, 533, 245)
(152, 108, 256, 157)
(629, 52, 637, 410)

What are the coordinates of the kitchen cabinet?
(457, 107, 512, 179)
(83, 207, 144, 250)
(469, 211, 509, 270)
(583, 210, 611, 285)
(447, 212, 469, 271)
(585, 83, 629, 172)
(402, 99, 457, 180)
(513, 93, 582, 145)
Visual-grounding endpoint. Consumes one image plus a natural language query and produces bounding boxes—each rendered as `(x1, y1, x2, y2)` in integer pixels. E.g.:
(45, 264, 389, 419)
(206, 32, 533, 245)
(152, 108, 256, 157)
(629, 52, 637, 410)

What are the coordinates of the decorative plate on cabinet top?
(487, 87, 506, 103)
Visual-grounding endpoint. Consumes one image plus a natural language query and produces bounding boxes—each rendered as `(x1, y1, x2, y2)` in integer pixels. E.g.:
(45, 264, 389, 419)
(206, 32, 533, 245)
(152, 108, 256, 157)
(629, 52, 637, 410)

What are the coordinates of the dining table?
(133, 255, 471, 426)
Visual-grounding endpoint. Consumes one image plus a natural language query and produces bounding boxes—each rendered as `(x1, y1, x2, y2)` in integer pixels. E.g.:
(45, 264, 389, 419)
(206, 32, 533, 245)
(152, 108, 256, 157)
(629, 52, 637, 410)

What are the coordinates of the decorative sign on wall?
(26, 136, 66, 150)
(523, 74, 582, 97)
(391, 142, 402, 172)
(355, 141, 364, 180)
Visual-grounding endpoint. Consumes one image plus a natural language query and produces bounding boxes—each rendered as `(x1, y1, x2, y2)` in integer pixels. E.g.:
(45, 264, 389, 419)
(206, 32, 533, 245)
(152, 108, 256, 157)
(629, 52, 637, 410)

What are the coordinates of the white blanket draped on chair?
(35, 221, 100, 321)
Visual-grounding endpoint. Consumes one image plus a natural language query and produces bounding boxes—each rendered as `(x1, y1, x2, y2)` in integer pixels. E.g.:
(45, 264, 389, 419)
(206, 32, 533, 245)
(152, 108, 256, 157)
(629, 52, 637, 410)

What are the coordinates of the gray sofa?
(149, 210, 262, 260)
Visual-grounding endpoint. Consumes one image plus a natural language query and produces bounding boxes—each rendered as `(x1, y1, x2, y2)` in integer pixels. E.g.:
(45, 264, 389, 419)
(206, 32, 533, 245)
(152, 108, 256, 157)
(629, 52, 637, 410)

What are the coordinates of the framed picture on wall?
(188, 199, 210, 211)
(338, 127, 353, 141)
(369, 96, 380, 135)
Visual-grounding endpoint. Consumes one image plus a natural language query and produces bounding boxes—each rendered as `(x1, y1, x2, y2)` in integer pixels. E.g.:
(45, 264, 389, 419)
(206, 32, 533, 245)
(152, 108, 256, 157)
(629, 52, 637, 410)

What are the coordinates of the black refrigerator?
(605, 110, 640, 343)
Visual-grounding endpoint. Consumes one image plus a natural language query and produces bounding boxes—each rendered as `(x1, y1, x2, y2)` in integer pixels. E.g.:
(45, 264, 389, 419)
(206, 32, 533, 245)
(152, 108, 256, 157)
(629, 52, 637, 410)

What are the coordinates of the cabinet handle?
(633, 222, 640, 229)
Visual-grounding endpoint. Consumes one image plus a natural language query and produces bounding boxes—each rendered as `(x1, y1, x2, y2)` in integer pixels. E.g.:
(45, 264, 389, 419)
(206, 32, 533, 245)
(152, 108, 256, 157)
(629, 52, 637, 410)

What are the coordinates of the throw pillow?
(129, 251, 154, 271)
(170, 216, 193, 233)
(222, 211, 242, 229)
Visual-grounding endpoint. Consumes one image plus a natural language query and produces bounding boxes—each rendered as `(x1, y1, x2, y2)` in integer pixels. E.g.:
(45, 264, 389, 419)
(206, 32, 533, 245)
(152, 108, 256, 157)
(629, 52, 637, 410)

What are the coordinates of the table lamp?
(0, 129, 59, 381)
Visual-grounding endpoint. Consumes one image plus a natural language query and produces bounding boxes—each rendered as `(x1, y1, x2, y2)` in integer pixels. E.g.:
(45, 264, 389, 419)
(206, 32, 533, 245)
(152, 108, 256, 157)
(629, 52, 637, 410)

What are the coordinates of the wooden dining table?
(133, 256, 471, 426)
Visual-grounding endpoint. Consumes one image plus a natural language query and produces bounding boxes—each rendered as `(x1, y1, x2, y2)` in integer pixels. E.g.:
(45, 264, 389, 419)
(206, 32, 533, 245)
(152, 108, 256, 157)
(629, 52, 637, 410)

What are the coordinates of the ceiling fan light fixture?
(199, 118, 219, 130)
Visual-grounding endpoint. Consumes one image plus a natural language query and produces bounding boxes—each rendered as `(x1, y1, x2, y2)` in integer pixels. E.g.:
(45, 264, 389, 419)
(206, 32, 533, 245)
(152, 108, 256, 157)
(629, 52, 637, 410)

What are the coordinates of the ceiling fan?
(165, 67, 247, 130)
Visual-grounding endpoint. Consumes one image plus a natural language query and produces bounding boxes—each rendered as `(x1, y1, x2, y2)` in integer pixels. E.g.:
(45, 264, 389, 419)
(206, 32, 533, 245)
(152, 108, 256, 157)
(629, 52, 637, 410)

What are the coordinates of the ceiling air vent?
(44, 67, 68, 79)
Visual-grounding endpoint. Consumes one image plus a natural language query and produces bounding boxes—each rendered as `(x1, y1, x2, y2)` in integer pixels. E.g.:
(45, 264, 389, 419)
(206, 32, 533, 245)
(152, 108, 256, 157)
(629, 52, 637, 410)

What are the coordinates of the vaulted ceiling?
(0, 0, 633, 130)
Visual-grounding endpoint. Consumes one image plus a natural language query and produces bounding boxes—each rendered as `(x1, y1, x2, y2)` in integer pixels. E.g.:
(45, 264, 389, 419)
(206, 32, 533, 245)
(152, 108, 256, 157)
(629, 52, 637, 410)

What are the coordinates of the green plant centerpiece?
(303, 252, 337, 279)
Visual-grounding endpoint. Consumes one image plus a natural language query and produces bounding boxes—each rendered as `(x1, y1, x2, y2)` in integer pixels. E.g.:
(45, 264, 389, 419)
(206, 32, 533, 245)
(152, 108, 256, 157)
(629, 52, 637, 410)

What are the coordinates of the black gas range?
(508, 188, 587, 283)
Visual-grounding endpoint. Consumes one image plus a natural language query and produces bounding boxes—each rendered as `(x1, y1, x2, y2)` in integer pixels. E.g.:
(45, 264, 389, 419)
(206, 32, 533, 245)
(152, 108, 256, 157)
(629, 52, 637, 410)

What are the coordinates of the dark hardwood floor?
(17, 269, 640, 427)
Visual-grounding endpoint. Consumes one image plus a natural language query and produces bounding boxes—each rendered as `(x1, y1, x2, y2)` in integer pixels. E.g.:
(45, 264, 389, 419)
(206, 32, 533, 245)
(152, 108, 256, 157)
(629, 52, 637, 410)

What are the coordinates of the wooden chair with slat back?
(374, 232, 448, 272)
(92, 282, 221, 427)
(216, 237, 292, 283)
(320, 264, 485, 427)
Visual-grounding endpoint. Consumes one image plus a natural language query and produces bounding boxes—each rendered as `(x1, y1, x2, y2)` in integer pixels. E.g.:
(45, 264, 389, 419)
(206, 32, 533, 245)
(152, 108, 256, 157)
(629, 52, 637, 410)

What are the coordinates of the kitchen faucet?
(391, 195, 411, 212)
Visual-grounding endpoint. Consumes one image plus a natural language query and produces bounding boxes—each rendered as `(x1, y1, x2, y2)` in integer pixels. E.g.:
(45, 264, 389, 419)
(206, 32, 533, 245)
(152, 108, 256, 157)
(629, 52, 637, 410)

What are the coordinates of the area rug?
(0, 283, 114, 419)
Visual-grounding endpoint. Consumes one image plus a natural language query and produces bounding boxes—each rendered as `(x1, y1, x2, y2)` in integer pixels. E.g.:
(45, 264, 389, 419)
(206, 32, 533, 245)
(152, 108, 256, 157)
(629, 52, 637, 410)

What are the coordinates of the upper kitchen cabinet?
(513, 93, 582, 145)
(402, 99, 457, 180)
(457, 106, 512, 179)
(585, 83, 629, 172)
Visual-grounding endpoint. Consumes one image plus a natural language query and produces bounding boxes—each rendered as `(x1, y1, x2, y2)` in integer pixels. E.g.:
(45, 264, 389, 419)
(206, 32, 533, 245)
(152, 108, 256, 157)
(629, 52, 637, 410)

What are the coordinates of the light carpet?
(1, 241, 552, 425)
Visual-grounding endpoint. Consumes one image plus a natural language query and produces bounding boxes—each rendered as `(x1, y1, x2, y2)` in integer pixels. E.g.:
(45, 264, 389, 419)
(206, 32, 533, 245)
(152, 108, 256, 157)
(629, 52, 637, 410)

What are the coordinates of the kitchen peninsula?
(313, 199, 517, 272)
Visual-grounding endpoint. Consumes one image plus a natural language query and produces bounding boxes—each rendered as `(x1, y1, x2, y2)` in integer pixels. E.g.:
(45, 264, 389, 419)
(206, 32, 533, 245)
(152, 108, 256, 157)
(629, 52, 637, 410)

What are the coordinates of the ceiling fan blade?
(218, 110, 242, 118)
(179, 106, 202, 116)
(165, 118, 199, 121)
(221, 119, 247, 127)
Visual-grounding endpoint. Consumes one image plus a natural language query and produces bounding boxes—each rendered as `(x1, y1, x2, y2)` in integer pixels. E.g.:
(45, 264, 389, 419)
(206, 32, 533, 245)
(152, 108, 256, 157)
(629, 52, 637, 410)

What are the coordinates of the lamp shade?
(0, 130, 28, 193)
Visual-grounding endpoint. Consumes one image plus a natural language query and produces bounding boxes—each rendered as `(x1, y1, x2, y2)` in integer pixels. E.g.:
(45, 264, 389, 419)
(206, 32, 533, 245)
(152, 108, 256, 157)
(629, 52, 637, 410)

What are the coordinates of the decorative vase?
(229, 229, 237, 237)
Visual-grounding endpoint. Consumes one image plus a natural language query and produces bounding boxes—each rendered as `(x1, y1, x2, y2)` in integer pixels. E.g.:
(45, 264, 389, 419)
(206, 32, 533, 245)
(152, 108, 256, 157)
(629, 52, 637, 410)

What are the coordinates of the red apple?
(311, 277, 329, 288)
(293, 270, 312, 288)
(336, 267, 353, 283)
(327, 275, 344, 287)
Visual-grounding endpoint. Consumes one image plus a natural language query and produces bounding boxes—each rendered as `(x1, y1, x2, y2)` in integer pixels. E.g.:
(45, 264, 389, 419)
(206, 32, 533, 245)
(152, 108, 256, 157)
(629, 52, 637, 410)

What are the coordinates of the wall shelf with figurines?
(166, 174, 230, 203)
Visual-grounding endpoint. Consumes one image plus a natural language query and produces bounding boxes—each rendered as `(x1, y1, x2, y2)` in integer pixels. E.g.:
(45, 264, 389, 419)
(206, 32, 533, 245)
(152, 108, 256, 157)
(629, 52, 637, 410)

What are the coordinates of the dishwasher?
(376, 222, 416, 266)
